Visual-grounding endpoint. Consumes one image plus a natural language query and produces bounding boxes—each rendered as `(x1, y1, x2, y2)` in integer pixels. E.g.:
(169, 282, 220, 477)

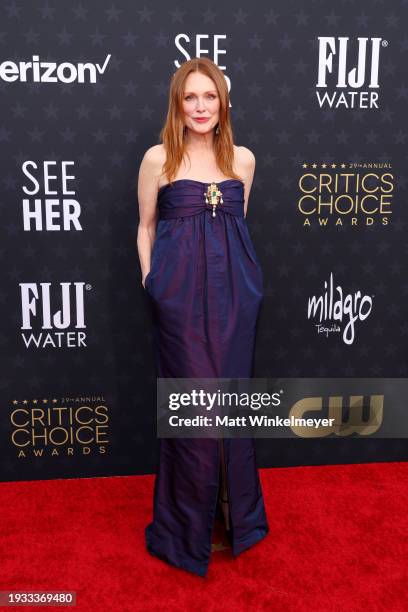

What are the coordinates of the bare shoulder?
(233, 146, 255, 215)
(234, 145, 256, 169)
(234, 145, 256, 189)
(139, 144, 166, 188)
(138, 144, 167, 201)
(142, 143, 166, 165)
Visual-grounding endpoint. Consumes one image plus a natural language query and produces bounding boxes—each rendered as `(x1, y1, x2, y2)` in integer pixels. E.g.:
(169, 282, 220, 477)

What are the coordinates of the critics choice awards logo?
(297, 162, 394, 228)
(9, 396, 109, 458)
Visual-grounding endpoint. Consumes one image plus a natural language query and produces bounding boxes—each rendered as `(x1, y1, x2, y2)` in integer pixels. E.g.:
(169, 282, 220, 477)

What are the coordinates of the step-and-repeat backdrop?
(1, 0, 407, 481)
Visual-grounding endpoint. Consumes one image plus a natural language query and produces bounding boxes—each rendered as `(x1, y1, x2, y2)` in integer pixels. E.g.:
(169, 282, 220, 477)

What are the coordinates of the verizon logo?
(1, 54, 111, 83)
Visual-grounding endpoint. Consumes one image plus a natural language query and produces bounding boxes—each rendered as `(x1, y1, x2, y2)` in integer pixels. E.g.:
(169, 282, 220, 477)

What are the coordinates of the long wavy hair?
(158, 57, 243, 185)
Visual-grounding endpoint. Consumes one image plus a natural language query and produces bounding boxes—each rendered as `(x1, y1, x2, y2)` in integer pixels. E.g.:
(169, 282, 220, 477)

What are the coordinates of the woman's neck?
(184, 127, 215, 153)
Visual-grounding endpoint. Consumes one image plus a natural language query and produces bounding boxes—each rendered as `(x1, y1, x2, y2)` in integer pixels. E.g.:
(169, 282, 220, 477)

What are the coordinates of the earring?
(215, 124, 220, 135)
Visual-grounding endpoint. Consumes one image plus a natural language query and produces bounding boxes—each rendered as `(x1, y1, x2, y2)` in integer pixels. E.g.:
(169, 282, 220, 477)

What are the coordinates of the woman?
(137, 57, 269, 577)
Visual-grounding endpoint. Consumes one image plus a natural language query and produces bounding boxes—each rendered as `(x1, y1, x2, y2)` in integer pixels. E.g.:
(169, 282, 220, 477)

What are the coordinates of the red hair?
(159, 57, 243, 184)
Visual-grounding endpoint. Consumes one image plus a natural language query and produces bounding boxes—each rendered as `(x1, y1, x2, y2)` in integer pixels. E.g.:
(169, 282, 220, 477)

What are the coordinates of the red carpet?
(1, 462, 407, 611)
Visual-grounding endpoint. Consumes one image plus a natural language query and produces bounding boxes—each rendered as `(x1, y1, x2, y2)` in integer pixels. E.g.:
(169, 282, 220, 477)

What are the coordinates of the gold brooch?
(204, 182, 224, 217)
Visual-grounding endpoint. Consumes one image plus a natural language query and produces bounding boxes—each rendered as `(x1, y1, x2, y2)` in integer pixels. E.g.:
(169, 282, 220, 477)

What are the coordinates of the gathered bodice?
(157, 178, 245, 220)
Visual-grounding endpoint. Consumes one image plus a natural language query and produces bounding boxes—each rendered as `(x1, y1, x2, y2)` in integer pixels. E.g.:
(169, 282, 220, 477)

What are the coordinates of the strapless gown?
(144, 178, 269, 577)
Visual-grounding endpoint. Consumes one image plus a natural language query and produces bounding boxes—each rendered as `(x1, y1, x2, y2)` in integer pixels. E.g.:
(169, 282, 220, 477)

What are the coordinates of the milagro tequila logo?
(19, 282, 90, 348)
(307, 273, 373, 345)
(0, 54, 111, 83)
(316, 36, 386, 109)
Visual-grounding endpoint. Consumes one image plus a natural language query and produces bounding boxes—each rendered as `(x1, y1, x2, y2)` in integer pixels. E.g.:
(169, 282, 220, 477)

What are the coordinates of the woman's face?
(182, 71, 220, 135)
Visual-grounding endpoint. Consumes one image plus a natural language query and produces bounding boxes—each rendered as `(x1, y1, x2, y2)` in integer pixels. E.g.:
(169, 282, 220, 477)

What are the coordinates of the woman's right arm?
(137, 146, 162, 288)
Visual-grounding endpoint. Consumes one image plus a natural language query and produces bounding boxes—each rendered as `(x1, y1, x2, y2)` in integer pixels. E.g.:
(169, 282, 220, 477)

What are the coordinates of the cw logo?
(290, 395, 383, 437)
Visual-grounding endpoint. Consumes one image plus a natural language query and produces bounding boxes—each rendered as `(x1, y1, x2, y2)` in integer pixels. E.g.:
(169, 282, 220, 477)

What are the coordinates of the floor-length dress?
(144, 178, 269, 576)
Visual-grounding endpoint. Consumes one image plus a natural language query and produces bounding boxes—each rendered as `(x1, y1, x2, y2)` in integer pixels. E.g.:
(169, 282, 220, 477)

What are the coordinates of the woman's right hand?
(142, 272, 150, 290)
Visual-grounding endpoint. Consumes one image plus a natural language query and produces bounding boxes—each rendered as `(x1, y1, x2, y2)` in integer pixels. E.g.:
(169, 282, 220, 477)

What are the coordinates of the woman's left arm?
(237, 146, 256, 218)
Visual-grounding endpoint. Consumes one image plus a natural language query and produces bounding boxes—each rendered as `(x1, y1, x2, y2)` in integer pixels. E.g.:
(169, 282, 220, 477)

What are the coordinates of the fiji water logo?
(0, 54, 111, 84)
(307, 273, 373, 345)
(19, 281, 90, 348)
(316, 36, 387, 109)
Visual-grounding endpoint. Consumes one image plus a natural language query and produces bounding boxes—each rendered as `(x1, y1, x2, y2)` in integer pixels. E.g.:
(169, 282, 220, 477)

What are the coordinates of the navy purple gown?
(144, 178, 269, 576)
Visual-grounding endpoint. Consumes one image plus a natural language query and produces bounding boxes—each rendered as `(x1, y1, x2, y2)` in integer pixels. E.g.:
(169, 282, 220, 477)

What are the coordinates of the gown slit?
(218, 438, 231, 532)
